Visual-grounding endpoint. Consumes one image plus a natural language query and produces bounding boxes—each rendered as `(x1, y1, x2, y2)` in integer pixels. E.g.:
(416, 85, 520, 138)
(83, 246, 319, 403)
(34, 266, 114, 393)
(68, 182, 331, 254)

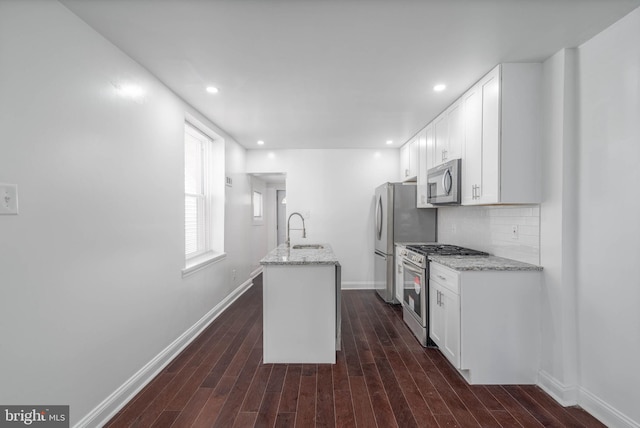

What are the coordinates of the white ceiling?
(61, 0, 640, 150)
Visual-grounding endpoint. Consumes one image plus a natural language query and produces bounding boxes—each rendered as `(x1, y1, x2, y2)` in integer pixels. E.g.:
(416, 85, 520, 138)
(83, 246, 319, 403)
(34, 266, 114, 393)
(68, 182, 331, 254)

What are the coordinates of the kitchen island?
(260, 243, 341, 364)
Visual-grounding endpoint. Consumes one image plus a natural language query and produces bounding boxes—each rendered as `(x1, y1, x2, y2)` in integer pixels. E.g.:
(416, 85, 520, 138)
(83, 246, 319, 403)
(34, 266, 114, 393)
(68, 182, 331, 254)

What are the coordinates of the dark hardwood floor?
(106, 275, 604, 427)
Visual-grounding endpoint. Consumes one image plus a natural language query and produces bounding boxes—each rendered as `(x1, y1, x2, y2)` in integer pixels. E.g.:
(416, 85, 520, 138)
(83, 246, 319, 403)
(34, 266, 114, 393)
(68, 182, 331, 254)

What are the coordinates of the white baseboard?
(73, 278, 254, 428)
(538, 370, 639, 428)
(537, 370, 578, 406)
(579, 387, 640, 428)
(250, 266, 263, 278)
(341, 281, 374, 290)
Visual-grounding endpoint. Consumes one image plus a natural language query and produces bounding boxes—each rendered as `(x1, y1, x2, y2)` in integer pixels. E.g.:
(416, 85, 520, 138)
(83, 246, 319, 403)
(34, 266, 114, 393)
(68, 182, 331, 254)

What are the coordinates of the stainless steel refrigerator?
(374, 182, 437, 303)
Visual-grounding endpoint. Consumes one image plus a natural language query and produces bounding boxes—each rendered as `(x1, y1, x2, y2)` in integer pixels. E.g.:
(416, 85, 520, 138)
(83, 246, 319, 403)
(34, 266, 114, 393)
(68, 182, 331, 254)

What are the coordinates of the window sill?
(182, 252, 227, 278)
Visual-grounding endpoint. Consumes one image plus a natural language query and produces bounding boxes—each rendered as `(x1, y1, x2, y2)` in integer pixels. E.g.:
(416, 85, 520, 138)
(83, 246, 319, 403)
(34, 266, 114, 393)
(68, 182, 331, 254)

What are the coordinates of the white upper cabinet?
(433, 111, 448, 166)
(433, 100, 463, 167)
(446, 99, 464, 162)
(462, 82, 483, 205)
(400, 137, 418, 181)
(462, 64, 542, 205)
(417, 125, 434, 208)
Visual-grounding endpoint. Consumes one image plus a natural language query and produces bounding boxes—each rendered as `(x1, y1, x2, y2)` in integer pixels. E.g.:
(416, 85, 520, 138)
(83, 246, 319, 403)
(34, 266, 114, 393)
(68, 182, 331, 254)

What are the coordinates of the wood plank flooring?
(106, 275, 604, 427)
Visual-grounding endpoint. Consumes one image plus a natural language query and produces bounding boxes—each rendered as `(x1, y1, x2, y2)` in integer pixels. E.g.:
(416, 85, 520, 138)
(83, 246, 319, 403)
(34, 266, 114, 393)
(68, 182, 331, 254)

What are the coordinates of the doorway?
(277, 190, 287, 245)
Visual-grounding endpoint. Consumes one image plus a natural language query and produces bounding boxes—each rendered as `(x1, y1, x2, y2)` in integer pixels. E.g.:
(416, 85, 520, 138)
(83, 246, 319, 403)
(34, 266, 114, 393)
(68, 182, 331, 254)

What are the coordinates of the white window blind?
(185, 124, 210, 259)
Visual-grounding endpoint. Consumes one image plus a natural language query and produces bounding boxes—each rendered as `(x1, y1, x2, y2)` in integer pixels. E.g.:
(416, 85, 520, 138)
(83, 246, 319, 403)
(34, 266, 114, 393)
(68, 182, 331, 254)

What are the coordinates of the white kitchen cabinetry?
(462, 64, 542, 205)
(433, 111, 448, 166)
(429, 266, 460, 367)
(416, 125, 434, 208)
(395, 246, 404, 303)
(400, 137, 418, 181)
(429, 262, 541, 384)
(433, 100, 463, 167)
(446, 100, 464, 162)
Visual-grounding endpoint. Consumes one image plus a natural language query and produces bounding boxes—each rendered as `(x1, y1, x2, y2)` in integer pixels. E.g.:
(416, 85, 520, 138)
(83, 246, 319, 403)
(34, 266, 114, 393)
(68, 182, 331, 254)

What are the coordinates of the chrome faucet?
(286, 212, 306, 246)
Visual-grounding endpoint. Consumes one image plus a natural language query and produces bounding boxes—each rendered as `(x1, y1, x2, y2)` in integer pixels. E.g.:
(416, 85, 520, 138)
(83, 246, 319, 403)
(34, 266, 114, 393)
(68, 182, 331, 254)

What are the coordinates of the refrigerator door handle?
(376, 195, 383, 240)
(374, 250, 387, 259)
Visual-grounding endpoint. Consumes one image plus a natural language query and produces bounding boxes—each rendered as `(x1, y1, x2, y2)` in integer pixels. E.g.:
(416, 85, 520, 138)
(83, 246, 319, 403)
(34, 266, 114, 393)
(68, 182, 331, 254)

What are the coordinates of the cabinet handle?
(472, 184, 480, 199)
(437, 274, 446, 281)
(436, 290, 440, 306)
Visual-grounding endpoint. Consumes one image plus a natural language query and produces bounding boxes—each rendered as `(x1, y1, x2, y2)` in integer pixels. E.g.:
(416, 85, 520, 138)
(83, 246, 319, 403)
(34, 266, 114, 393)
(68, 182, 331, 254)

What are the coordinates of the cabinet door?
(429, 282, 445, 347)
(447, 100, 464, 160)
(417, 126, 433, 208)
(400, 143, 410, 180)
(480, 67, 500, 203)
(430, 281, 461, 368)
(409, 138, 419, 179)
(462, 85, 482, 205)
(440, 285, 461, 368)
(425, 122, 436, 171)
(434, 112, 448, 166)
(395, 251, 404, 303)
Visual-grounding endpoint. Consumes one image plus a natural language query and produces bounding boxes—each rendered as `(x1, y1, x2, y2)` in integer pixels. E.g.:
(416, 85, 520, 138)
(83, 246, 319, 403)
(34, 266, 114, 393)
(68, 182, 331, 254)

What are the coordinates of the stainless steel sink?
(292, 244, 324, 250)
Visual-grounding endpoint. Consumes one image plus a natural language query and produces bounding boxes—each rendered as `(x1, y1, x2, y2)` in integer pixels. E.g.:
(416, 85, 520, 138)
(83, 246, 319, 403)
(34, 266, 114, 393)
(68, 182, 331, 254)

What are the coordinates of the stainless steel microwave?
(427, 158, 461, 205)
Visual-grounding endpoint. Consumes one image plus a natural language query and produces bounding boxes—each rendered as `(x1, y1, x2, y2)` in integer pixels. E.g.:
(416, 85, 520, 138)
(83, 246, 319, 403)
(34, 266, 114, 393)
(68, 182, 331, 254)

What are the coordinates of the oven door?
(401, 260, 427, 327)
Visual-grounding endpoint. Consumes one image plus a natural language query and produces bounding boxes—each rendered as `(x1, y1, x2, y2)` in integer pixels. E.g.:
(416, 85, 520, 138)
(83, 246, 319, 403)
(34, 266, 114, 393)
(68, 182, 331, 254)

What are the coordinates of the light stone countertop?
(428, 255, 543, 271)
(260, 243, 340, 266)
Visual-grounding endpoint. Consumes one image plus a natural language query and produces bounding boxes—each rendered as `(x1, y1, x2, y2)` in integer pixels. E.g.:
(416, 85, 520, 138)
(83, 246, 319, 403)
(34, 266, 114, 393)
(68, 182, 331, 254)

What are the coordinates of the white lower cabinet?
(430, 279, 460, 368)
(395, 245, 404, 303)
(429, 262, 541, 384)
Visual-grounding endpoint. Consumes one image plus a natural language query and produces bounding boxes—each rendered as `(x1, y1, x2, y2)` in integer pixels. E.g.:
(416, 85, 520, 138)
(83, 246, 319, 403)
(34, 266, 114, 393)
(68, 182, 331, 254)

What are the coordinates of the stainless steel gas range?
(399, 243, 487, 347)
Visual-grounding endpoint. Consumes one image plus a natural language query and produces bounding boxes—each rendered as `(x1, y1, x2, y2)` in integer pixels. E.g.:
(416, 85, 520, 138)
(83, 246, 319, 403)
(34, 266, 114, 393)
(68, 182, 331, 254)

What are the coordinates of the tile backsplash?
(437, 205, 540, 265)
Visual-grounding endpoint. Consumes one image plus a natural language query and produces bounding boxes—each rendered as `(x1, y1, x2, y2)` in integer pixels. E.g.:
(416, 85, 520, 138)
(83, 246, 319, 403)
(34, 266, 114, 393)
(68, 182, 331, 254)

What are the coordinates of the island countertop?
(260, 243, 340, 266)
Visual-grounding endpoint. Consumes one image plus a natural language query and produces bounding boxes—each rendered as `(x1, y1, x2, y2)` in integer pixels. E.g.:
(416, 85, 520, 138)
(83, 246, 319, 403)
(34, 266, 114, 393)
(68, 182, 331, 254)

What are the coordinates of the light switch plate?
(0, 184, 19, 215)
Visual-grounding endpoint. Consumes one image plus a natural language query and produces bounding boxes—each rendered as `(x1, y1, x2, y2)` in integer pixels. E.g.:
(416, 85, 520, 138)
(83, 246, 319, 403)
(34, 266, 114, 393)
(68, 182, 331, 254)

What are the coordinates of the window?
(185, 124, 211, 258)
(253, 191, 263, 219)
(183, 120, 225, 275)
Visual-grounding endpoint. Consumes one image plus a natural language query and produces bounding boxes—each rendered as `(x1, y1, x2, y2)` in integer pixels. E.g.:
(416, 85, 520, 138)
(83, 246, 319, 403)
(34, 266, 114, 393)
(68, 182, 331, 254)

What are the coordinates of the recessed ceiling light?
(257, 140, 265, 146)
(386, 140, 393, 145)
(433, 84, 446, 92)
(206, 86, 219, 94)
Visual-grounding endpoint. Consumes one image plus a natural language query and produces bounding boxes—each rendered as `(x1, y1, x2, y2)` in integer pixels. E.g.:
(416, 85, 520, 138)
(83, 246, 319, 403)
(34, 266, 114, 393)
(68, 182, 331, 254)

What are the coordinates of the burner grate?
(406, 244, 488, 256)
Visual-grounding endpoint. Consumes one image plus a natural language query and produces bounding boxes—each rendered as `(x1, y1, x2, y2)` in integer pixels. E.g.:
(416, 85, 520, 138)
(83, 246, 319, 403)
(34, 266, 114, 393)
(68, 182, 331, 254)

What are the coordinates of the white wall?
(574, 7, 640, 426)
(538, 48, 580, 406)
(437, 205, 540, 265)
(0, 1, 254, 425)
(246, 149, 399, 288)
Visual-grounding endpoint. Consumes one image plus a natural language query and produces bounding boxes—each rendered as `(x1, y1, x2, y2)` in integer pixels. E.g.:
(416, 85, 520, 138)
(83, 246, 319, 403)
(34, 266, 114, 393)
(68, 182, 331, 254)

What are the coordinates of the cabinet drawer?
(430, 263, 459, 294)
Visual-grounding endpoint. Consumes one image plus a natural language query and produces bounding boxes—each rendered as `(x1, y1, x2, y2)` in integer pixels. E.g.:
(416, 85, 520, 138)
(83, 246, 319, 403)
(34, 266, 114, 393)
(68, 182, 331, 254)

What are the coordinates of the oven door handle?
(401, 260, 424, 276)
